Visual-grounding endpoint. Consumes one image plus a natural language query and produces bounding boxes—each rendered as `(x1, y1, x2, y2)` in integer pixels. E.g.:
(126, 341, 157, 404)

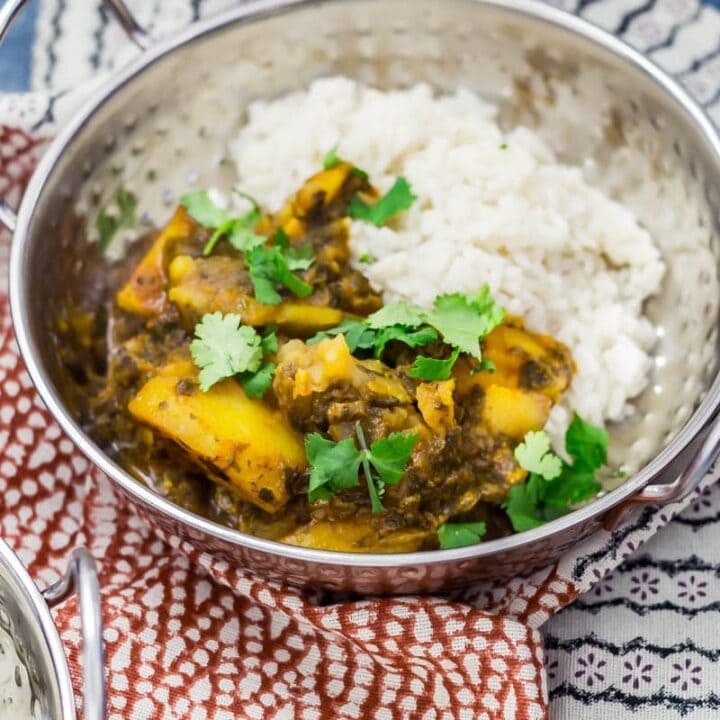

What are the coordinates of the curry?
(60, 160, 584, 552)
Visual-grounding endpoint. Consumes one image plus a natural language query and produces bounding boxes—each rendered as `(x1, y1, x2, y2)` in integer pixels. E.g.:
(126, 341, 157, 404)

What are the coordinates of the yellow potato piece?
(282, 519, 428, 553)
(276, 336, 357, 398)
(481, 384, 551, 439)
(454, 321, 574, 402)
(116, 207, 195, 316)
(128, 371, 306, 512)
(167, 255, 343, 334)
(274, 163, 355, 238)
(416, 380, 456, 437)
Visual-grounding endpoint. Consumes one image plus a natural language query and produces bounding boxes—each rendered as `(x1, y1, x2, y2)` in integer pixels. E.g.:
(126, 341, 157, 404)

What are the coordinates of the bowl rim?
(9, 0, 720, 569)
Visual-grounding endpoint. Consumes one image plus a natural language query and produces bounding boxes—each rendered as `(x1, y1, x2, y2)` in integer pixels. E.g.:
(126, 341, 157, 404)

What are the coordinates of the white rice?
(231, 77, 665, 438)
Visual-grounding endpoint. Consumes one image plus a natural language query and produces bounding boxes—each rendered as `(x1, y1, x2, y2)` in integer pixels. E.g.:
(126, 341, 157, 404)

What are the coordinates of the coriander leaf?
(284, 242, 315, 271)
(505, 417, 607, 530)
(542, 469, 600, 509)
(354, 422, 387, 513)
(348, 177, 417, 226)
(180, 189, 229, 228)
(190, 312, 263, 391)
(372, 325, 438, 357)
(514, 431, 562, 481)
(96, 189, 138, 252)
(426, 288, 505, 359)
(323, 145, 341, 169)
(181, 189, 264, 255)
(246, 246, 313, 305)
(226, 221, 265, 253)
(261, 328, 279, 355)
(95, 209, 117, 252)
(565, 412, 608, 473)
(272, 228, 290, 249)
(305, 434, 362, 503)
(368, 432, 419, 486)
(322, 146, 369, 180)
(307, 319, 376, 353)
(204, 218, 236, 256)
(117, 188, 137, 227)
(241, 362, 276, 399)
(408, 348, 460, 381)
(367, 301, 427, 329)
(359, 253, 376, 264)
(438, 522, 487, 549)
(504, 484, 545, 532)
(471, 358, 496, 375)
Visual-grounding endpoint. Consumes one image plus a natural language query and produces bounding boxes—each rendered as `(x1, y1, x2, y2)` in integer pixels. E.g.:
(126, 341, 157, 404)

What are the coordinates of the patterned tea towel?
(2, 1, 720, 719)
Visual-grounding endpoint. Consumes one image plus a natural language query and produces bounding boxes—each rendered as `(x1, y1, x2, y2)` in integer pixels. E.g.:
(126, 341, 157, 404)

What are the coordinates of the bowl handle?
(0, 0, 150, 232)
(603, 416, 720, 530)
(42, 549, 107, 720)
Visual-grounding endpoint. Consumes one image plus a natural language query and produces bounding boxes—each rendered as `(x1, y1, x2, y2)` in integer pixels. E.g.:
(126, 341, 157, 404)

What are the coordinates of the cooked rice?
(231, 77, 665, 439)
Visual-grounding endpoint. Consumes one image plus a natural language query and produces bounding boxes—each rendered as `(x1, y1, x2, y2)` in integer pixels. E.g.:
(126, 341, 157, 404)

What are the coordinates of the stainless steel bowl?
(0, 540, 106, 719)
(4, 0, 720, 594)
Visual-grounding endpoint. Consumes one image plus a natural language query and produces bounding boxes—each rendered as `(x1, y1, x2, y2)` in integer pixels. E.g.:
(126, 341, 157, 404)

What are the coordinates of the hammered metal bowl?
(0, 540, 105, 720)
(4, 0, 720, 593)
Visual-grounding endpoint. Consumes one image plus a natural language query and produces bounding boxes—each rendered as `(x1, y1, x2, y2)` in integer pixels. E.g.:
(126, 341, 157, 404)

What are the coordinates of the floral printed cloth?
(2, 1, 720, 719)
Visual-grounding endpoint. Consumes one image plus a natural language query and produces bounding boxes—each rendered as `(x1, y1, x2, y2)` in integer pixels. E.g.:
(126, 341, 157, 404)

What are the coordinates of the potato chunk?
(481, 385, 551, 439)
(167, 255, 343, 334)
(454, 321, 574, 402)
(416, 380, 456, 437)
(128, 366, 305, 512)
(116, 207, 195, 316)
(282, 518, 428, 553)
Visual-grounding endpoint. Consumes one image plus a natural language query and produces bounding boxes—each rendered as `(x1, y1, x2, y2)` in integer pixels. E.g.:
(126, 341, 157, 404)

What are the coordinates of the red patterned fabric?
(0, 124, 571, 719)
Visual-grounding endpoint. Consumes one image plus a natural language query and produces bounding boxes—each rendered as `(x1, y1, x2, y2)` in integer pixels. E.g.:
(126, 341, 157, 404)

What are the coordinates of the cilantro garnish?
(408, 349, 460, 381)
(323, 145, 342, 170)
(189, 312, 277, 395)
(305, 422, 419, 512)
(306, 435, 362, 503)
(180, 189, 265, 256)
(96, 188, 137, 253)
(504, 414, 607, 531)
(367, 302, 427, 330)
(309, 287, 504, 372)
(245, 245, 313, 305)
(425, 288, 505, 359)
(438, 522, 487, 549)
(514, 431, 562, 481)
(307, 319, 437, 358)
(348, 177, 417, 226)
(307, 319, 377, 353)
(471, 359, 496, 375)
(359, 253, 376, 264)
(181, 190, 314, 303)
(322, 145, 369, 180)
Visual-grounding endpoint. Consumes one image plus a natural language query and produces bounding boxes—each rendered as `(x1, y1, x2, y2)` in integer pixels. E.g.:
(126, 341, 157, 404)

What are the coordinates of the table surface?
(2, 1, 720, 718)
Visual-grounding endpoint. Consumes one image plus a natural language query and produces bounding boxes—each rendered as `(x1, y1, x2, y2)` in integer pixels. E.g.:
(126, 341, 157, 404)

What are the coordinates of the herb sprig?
(348, 177, 417, 226)
(437, 522, 487, 549)
(96, 188, 137, 253)
(504, 414, 608, 531)
(305, 422, 419, 512)
(308, 287, 505, 381)
(190, 312, 277, 396)
(180, 191, 314, 305)
(181, 189, 265, 256)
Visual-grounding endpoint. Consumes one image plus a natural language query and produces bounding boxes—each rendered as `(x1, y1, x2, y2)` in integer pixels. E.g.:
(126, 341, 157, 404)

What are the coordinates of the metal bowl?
(4, 0, 720, 594)
(0, 540, 105, 719)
